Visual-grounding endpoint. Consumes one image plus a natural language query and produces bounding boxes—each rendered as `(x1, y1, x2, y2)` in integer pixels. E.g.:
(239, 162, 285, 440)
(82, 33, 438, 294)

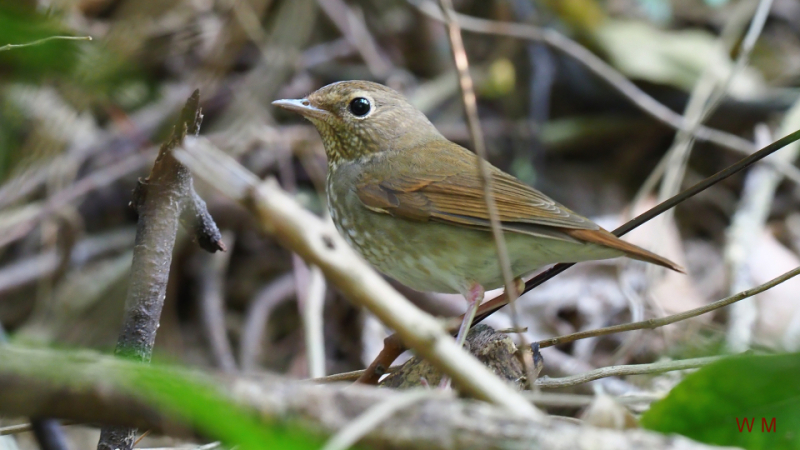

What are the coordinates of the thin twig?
(536, 266, 800, 349)
(303, 265, 327, 378)
(0, 150, 155, 249)
(0, 35, 92, 52)
(240, 274, 297, 371)
(651, 0, 773, 276)
(525, 392, 663, 408)
(131, 430, 151, 447)
(308, 366, 384, 383)
(436, 0, 530, 387)
(312, 366, 397, 383)
(724, 124, 775, 351)
(321, 390, 440, 450)
(535, 356, 722, 389)
(315, 0, 393, 77)
(436, 0, 518, 305)
(198, 231, 237, 373)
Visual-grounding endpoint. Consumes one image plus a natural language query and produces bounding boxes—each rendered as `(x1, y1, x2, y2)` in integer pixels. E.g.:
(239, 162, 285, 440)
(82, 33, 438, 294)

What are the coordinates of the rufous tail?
(563, 228, 685, 273)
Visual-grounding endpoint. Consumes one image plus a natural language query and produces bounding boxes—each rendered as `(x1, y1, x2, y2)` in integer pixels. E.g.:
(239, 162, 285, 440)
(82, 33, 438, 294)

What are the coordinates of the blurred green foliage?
(130, 362, 323, 450)
(0, 1, 161, 104)
(0, 3, 83, 79)
(0, 2, 156, 182)
(5, 347, 324, 450)
(642, 353, 800, 450)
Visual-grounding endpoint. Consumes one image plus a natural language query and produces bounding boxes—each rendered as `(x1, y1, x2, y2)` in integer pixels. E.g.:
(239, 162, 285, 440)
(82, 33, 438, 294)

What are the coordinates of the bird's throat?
(310, 124, 351, 168)
(308, 119, 380, 169)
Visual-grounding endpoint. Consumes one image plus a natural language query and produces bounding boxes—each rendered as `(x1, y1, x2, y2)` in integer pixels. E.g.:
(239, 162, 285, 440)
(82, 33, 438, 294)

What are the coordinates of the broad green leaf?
(126, 363, 323, 450)
(641, 353, 800, 450)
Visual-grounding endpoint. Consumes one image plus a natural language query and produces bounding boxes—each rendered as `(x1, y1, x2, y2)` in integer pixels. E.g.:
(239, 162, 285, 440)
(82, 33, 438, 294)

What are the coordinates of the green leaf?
(126, 363, 323, 450)
(641, 353, 800, 450)
(2, 347, 322, 450)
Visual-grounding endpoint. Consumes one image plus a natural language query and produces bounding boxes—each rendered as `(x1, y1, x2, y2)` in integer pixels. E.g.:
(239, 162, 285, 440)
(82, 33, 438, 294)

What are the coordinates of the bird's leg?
(440, 282, 484, 389)
(455, 282, 484, 347)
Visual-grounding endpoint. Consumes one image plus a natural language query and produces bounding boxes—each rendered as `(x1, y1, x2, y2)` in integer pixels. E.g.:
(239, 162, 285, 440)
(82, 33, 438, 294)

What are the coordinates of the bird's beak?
(272, 98, 329, 120)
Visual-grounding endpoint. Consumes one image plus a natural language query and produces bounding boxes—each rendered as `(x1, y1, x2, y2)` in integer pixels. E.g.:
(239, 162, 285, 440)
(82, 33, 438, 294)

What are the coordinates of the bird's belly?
(330, 201, 621, 295)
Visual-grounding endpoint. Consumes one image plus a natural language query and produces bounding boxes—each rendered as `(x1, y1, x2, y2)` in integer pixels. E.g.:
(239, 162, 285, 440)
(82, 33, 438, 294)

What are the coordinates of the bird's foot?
(439, 282, 485, 390)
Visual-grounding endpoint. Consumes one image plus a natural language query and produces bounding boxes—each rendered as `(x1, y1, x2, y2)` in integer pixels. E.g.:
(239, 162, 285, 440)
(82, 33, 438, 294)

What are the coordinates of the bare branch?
(321, 390, 439, 450)
(535, 356, 722, 389)
(302, 265, 327, 378)
(536, 266, 800, 349)
(525, 392, 663, 408)
(198, 232, 237, 372)
(97, 91, 223, 450)
(315, 0, 394, 77)
(239, 274, 297, 371)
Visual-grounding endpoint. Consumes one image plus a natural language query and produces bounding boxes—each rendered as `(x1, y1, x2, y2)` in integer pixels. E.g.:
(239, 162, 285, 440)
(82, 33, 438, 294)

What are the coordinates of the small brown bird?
(274, 81, 681, 343)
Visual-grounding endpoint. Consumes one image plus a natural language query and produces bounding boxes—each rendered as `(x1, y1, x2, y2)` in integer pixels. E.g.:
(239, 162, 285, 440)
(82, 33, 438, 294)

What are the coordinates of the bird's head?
(273, 81, 442, 166)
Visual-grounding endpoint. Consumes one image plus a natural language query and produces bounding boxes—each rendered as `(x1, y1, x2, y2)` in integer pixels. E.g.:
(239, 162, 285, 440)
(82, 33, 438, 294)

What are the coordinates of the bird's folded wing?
(355, 149, 599, 241)
(354, 146, 684, 272)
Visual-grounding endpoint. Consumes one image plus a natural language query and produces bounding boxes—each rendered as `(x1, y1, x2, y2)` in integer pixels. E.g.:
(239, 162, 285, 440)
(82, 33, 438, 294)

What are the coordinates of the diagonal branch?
(536, 266, 800, 349)
(475, 127, 800, 324)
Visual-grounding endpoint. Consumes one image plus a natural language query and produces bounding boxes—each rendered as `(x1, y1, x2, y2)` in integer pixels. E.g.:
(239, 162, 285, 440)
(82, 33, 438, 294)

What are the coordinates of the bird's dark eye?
(348, 97, 371, 117)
